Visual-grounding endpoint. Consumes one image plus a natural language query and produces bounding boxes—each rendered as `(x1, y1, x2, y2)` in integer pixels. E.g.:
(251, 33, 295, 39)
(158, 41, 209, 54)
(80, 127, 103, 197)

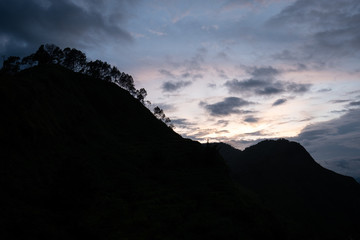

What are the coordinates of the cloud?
(293, 108, 360, 178)
(221, 0, 278, 11)
(207, 83, 217, 88)
(331, 99, 349, 104)
(185, 47, 207, 72)
(225, 78, 310, 96)
(349, 101, 360, 107)
(318, 88, 332, 93)
(159, 69, 176, 78)
(162, 80, 192, 92)
(268, 0, 360, 63)
(286, 82, 311, 93)
(171, 118, 195, 129)
(255, 86, 284, 95)
(226, 79, 268, 91)
(215, 68, 229, 79)
(224, 66, 311, 96)
(217, 120, 229, 127)
(0, 0, 134, 57)
(200, 97, 254, 116)
(272, 98, 287, 106)
(248, 66, 280, 79)
(244, 116, 259, 123)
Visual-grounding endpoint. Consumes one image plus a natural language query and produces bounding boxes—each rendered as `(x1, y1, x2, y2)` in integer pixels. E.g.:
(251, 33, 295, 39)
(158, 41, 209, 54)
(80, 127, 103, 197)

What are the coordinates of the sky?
(1, 0, 360, 180)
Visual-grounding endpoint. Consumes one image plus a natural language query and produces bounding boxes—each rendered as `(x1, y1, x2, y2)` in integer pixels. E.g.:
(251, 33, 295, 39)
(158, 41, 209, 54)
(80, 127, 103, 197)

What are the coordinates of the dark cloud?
(225, 78, 310, 96)
(318, 88, 332, 93)
(162, 80, 192, 92)
(247, 66, 280, 79)
(286, 83, 311, 93)
(244, 116, 259, 123)
(207, 83, 217, 88)
(215, 68, 229, 79)
(349, 101, 360, 107)
(221, 0, 269, 11)
(200, 97, 253, 116)
(0, 0, 133, 57)
(255, 86, 284, 95)
(171, 118, 195, 129)
(225, 79, 268, 91)
(293, 108, 360, 179)
(331, 99, 349, 104)
(159, 69, 176, 78)
(181, 72, 191, 78)
(269, 0, 360, 62)
(225, 65, 311, 96)
(217, 120, 229, 127)
(184, 47, 207, 72)
(272, 98, 287, 106)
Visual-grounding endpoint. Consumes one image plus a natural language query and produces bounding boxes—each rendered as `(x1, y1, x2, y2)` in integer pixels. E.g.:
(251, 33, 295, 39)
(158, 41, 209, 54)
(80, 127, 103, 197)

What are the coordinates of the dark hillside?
(0, 65, 284, 239)
(216, 140, 360, 239)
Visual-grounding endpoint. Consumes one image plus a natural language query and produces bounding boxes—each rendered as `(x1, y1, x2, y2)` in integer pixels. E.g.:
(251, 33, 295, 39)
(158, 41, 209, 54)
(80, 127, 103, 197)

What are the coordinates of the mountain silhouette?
(0, 65, 285, 240)
(215, 140, 360, 239)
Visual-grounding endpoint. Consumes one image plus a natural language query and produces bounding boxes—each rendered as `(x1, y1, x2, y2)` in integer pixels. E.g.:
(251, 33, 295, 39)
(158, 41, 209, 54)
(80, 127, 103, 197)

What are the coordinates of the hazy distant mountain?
(0, 65, 284, 239)
(215, 140, 360, 239)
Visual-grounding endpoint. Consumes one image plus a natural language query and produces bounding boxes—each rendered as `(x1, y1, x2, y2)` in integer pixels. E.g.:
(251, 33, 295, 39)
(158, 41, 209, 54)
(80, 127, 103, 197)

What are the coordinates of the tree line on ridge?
(1, 44, 173, 128)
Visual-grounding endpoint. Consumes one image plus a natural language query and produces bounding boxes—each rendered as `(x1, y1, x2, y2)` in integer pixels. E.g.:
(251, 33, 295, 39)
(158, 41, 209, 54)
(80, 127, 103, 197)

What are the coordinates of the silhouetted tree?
(85, 60, 112, 81)
(2, 44, 152, 107)
(118, 72, 136, 93)
(135, 88, 147, 104)
(21, 55, 37, 68)
(110, 66, 121, 83)
(33, 44, 52, 65)
(63, 47, 86, 72)
(1, 56, 21, 74)
(153, 106, 174, 128)
(43, 44, 64, 64)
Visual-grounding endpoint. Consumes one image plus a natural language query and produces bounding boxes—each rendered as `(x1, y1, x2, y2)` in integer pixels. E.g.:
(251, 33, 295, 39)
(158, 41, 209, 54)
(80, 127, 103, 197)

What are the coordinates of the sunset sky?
(1, 0, 360, 179)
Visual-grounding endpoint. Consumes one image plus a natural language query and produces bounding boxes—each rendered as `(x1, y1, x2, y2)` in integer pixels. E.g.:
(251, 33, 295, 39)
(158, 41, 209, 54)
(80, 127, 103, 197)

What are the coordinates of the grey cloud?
(217, 120, 229, 127)
(0, 0, 133, 57)
(349, 101, 360, 107)
(286, 83, 311, 93)
(221, 0, 271, 11)
(171, 118, 195, 129)
(269, 0, 360, 62)
(159, 69, 176, 78)
(163, 48, 207, 82)
(293, 108, 360, 179)
(162, 80, 192, 92)
(208, 83, 217, 89)
(185, 47, 207, 72)
(216, 130, 230, 134)
(160, 69, 202, 81)
(216, 68, 229, 79)
(192, 74, 203, 79)
(224, 65, 311, 96)
(248, 66, 280, 79)
(217, 52, 228, 60)
(244, 116, 259, 123)
(318, 88, 332, 93)
(225, 79, 268, 92)
(200, 97, 253, 116)
(255, 86, 284, 95)
(331, 99, 349, 104)
(181, 72, 191, 78)
(272, 98, 287, 106)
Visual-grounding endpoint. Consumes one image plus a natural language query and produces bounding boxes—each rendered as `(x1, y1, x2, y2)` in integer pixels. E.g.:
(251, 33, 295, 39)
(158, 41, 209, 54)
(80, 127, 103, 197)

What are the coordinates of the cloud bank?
(200, 97, 253, 116)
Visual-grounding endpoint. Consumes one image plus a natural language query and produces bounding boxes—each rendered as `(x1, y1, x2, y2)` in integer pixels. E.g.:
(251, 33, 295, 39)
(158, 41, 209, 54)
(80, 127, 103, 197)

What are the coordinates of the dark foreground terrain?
(1, 65, 359, 239)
